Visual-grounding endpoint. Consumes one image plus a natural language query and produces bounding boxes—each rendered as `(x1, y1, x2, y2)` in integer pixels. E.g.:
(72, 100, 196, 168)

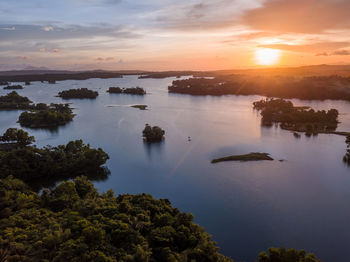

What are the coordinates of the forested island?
(0, 128, 109, 189)
(253, 98, 339, 134)
(58, 88, 99, 99)
(107, 86, 146, 95)
(168, 75, 350, 101)
(18, 103, 74, 128)
(0, 91, 32, 110)
(143, 124, 165, 142)
(212, 153, 273, 163)
(3, 84, 24, 90)
(131, 104, 147, 110)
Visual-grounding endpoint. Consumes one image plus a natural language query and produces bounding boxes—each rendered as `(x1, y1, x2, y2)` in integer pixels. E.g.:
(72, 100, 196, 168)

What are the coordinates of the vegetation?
(0, 128, 35, 148)
(258, 247, 320, 262)
(168, 75, 350, 101)
(0, 137, 109, 190)
(3, 84, 24, 90)
(253, 98, 339, 133)
(18, 103, 74, 128)
(58, 88, 99, 99)
(131, 104, 147, 110)
(0, 81, 9, 85)
(211, 153, 273, 163)
(0, 175, 233, 262)
(0, 71, 123, 83)
(108, 87, 146, 95)
(0, 91, 32, 110)
(343, 135, 350, 165)
(142, 124, 165, 142)
(25, 81, 31, 85)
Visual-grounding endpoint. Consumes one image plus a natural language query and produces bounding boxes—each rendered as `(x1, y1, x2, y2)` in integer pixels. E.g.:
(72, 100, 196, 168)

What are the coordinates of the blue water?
(1, 75, 350, 262)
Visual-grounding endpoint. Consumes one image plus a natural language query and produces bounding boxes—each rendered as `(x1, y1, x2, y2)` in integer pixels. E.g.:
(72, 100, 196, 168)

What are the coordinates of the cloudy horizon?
(1, 0, 350, 70)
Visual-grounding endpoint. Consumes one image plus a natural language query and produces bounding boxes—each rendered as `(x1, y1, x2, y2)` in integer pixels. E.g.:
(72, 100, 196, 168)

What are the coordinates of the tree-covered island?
(58, 88, 99, 99)
(0, 128, 109, 190)
(0, 91, 32, 110)
(18, 103, 75, 128)
(108, 86, 146, 95)
(253, 98, 339, 134)
(3, 84, 24, 90)
(142, 124, 165, 142)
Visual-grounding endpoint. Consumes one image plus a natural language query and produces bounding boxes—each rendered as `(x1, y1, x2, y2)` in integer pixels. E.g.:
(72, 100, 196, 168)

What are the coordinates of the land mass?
(58, 88, 98, 99)
(211, 152, 274, 163)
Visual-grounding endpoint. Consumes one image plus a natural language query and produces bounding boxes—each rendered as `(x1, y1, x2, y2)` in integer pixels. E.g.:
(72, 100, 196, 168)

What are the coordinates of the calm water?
(1, 75, 350, 262)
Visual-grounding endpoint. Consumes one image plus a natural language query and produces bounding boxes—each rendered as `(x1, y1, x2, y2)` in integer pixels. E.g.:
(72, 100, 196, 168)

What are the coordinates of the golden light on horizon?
(255, 48, 281, 66)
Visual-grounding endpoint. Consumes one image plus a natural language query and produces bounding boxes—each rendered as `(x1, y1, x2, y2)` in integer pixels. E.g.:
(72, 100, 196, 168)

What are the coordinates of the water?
(1, 75, 350, 262)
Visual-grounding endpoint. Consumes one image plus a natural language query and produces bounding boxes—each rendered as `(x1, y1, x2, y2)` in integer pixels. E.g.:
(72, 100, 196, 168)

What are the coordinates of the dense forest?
(168, 75, 350, 101)
(252, 98, 339, 133)
(58, 88, 99, 99)
(18, 103, 75, 128)
(0, 91, 32, 110)
(142, 124, 165, 142)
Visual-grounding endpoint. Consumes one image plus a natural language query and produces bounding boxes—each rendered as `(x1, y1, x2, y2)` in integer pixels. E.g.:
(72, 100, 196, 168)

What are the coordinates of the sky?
(1, 0, 350, 70)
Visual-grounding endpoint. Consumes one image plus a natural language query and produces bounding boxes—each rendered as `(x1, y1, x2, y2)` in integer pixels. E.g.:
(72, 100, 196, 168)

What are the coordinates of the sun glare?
(255, 48, 281, 66)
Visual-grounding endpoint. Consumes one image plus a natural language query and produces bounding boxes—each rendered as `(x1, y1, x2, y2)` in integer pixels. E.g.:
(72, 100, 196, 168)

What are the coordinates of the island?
(18, 103, 74, 128)
(3, 84, 24, 90)
(25, 81, 31, 85)
(48, 80, 56, 84)
(168, 74, 350, 101)
(131, 104, 147, 110)
(0, 81, 9, 85)
(253, 98, 339, 134)
(142, 124, 165, 142)
(211, 152, 273, 163)
(57, 88, 99, 99)
(0, 91, 32, 110)
(107, 86, 146, 95)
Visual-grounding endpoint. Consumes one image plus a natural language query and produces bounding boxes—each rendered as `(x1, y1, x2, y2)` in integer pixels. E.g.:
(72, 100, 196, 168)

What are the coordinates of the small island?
(18, 103, 74, 128)
(3, 84, 24, 90)
(211, 152, 273, 163)
(142, 124, 165, 142)
(0, 81, 9, 86)
(131, 104, 147, 110)
(253, 98, 339, 133)
(107, 86, 146, 95)
(0, 91, 32, 110)
(57, 88, 99, 99)
(48, 80, 56, 84)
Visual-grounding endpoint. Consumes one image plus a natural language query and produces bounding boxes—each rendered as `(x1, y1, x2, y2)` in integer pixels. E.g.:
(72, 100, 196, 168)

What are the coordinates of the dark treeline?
(0, 71, 123, 83)
(253, 98, 339, 133)
(0, 128, 109, 190)
(0, 91, 32, 110)
(107, 87, 146, 95)
(58, 88, 99, 99)
(168, 75, 350, 101)
(3, 85, 24, 90)
(18, 103, 74, 128)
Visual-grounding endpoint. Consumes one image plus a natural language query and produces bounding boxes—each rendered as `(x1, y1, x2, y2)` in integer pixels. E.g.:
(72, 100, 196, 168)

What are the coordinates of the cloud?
(242, 0, 350, 33)
(0, 26, 15, 31)
(16, 56, 30, 60)
(258, 42, 350, 53)
(96, 57, 115, 61)
(155, 0, 262, 30)
(42, 26, 54, 31)
(316, 49, 350, 56)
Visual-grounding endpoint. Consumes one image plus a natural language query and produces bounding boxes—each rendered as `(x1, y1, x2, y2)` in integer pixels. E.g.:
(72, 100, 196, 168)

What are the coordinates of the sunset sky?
(1, 0, 350, 70)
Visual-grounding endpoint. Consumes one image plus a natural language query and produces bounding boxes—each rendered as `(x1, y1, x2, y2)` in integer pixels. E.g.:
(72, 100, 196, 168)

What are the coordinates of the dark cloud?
(242, 0, 350, 33)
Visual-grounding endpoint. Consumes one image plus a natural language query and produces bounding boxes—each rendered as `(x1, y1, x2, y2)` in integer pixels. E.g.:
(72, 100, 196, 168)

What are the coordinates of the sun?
(255, 48, 281, 66)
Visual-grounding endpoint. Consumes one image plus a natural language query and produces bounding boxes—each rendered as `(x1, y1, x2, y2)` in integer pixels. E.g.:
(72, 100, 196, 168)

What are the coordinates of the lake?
(1, 75, 350, 262)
